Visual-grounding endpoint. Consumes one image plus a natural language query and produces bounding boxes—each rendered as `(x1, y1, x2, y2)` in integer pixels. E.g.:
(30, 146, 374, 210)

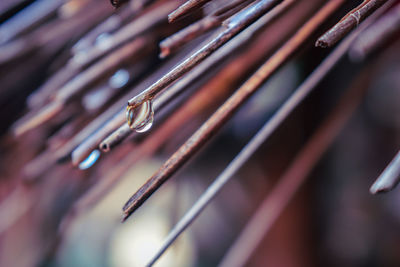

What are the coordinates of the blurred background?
(0, 0, 400, 266)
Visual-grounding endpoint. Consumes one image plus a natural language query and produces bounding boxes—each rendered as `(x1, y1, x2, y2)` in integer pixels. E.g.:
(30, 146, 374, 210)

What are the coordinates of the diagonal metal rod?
(370, 150, 400, 194)
(122, 0, 346, 221)
(142, 1, 395, 263)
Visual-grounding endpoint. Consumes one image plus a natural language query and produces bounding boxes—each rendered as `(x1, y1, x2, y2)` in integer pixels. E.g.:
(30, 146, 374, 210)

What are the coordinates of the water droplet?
(79, 150, 101, 170)
(72, 48, 90, 65)
(96, 33, 113, 50)
(126, 100, 154, 133)
(109, 69, 130, 89)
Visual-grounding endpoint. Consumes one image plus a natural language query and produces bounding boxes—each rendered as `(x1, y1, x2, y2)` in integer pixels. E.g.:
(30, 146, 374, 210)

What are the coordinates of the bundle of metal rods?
(1, 0, 400, 266)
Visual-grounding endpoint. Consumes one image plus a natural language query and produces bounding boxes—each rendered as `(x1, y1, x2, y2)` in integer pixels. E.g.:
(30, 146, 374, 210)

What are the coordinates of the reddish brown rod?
(122, 0, 346, 221)
(316, 0, 388, 48)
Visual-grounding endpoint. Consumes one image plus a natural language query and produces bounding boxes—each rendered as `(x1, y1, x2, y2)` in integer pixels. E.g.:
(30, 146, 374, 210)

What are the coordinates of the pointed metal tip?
(315, 39, 329, 48)
(370, 151, 400, 195)
(159, 49, 169, 59)
(369, 182, 391, 194)
(100, 142, 110, 152)
(110, 0, 120, 8)
(167, 14, 175, 23)
(121, 212, 130, 223)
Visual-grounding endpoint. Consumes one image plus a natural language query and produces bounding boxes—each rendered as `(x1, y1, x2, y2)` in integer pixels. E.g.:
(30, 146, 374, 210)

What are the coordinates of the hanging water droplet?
(126, 100, 154, 133)
(79, 150, 101, 170)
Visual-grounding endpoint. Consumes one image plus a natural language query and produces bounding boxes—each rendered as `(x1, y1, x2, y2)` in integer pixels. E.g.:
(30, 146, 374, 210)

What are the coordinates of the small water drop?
(79, 150, 101, 170)
(109, 69, 130, 89)
(96, 33, 113, 50)
(126, 100, 154, 133)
